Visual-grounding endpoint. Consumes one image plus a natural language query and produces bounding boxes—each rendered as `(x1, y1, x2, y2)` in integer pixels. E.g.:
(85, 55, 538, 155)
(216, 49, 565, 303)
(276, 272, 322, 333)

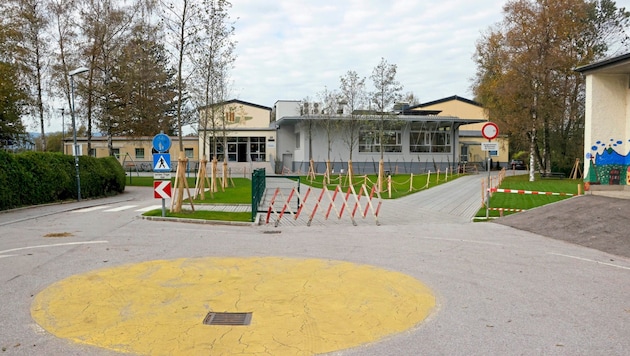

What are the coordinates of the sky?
(41, 0, 507, 134)
(228, 0, 507, 108)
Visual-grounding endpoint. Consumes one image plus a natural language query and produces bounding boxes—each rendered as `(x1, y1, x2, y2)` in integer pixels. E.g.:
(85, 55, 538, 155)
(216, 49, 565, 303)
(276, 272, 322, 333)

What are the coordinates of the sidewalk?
(258, 172, 499, 227)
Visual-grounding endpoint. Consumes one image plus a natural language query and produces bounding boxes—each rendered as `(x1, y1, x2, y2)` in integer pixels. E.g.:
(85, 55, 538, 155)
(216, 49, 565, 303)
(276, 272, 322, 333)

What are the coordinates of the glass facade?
(409, 123, 451, 153)
(207, 136, 266, 162)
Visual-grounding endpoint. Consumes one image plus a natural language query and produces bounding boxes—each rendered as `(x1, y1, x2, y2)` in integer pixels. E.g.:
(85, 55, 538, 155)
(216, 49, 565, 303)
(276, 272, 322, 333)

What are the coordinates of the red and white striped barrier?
(487, 207, 526, 212)
(489, 188, 574, 196)
(487, 207, 526, 217)
(266, 184, 381, 227)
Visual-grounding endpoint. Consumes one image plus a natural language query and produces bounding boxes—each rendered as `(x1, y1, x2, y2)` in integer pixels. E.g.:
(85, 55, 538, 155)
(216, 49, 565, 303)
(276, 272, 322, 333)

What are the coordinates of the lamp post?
(58, 108, 65, 152)
(69, 66, 89, 201)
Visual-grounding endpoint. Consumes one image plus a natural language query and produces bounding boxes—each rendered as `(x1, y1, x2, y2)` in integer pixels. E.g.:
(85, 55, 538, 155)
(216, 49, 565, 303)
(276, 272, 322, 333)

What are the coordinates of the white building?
(273, 100, 485, 174)
(576, 53, 630, 188)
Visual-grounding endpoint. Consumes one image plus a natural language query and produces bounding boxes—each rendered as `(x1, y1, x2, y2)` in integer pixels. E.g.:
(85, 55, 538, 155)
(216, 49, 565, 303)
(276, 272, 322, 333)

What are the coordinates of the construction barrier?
(489, 188, 575, 196)
(487, 207, 526, 217)
(265, 184, 382, 227)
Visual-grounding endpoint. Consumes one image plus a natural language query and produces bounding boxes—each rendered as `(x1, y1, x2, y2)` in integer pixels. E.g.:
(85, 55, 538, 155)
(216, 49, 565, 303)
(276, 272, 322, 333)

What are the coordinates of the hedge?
(0, 151, 126, 211)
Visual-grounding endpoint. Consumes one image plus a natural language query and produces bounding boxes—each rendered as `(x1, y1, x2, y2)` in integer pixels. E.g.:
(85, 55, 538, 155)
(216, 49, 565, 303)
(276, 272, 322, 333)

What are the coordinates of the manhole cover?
(203, 312, 252, 326)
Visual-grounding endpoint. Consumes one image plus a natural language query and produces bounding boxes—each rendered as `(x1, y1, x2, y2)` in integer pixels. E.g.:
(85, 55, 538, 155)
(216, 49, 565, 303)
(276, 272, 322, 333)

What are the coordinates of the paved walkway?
(3, 172, 630, 356)
(258, 172, 499, 227)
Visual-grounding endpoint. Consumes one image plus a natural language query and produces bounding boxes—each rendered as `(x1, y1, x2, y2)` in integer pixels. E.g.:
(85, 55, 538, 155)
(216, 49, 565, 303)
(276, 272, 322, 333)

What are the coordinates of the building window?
(359, 129, 402, 153)
(184, 148, 193, 159)
(89, 148, 96, 157)
(225, 111, 235, 122)
(410, 123, 451, 153)
(112, 148, 120, 157)
(135, 148, 145, 159)
(249, 136, 266, 162)
(295, 133, 300, 149)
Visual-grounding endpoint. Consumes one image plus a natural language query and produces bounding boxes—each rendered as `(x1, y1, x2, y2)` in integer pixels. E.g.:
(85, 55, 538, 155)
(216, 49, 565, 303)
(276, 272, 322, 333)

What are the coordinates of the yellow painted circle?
(31, 257, 435, 355)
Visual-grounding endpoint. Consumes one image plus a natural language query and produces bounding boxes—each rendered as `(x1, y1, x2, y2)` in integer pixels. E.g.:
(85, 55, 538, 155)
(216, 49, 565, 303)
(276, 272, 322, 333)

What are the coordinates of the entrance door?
(460, 145, 469, 162)
(609, 169, 620, 185)
(238, 142, 247, 162)
(282, 154, 293, 173)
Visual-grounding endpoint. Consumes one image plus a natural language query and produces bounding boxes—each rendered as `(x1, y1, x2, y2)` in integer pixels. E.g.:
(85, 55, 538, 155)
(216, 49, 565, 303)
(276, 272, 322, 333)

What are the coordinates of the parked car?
(510, 159, 527, 170)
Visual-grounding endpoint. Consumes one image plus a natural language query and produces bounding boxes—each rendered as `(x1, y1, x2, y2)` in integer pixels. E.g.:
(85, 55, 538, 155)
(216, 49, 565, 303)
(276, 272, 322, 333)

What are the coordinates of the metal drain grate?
(203, 312, 252, 326)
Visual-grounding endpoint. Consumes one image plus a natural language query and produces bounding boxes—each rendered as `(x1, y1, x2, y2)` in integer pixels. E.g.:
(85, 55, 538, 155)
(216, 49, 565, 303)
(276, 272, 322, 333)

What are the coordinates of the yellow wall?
(64, 136, 199, 168)
(199, 101, 272, 130)
(418, 98, 510, 164)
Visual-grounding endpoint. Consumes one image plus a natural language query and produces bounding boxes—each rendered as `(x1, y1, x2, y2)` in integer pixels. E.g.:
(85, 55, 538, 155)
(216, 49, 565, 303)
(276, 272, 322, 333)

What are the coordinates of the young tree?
(370, 57, 402, 189)
(318, 86, 341, 176)
(370, 57, 402, 158)
(300, 96, 318, 168)
(339, 70, 367, 181)
(473, 0, 630, 180)
(191, 0, 235, 161)
(160, 0, 201, 152)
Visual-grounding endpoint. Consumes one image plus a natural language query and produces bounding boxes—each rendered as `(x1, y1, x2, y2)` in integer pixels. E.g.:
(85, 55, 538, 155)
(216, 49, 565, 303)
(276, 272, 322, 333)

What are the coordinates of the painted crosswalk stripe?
(104, 205, 138, 212)
(72, 206, 111, 213)
(136, 205, 162, 212)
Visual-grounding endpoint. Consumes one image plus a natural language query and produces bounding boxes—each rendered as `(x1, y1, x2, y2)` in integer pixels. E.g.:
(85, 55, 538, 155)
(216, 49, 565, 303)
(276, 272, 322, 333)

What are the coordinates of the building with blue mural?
(577, 53, 630, 189)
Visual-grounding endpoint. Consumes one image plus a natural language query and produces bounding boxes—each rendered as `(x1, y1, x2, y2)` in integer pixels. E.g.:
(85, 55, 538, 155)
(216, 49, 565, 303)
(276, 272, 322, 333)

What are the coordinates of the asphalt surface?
(1, 173, 629, 355)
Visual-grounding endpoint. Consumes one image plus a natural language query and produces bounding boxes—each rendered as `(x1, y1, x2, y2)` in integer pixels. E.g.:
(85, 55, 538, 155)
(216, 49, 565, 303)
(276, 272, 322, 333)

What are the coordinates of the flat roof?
(275, 115, 485, 127)
(575, 52, 630, 74)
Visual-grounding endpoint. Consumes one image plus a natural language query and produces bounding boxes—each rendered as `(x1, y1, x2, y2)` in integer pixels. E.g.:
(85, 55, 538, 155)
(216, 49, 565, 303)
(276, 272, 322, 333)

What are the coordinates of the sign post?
(152, 132, 172, 217)
(481, 123, 499, 220)
(154, 180, 172, 217)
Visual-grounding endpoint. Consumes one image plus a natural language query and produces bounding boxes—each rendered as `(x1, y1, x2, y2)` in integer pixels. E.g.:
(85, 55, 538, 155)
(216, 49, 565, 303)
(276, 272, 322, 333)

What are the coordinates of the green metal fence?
(251, 168, 266, 221)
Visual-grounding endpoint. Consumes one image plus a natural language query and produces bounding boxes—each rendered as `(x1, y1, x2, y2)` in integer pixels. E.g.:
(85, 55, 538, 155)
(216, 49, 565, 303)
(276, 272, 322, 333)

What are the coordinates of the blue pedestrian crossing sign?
(153, 153, 171, 172)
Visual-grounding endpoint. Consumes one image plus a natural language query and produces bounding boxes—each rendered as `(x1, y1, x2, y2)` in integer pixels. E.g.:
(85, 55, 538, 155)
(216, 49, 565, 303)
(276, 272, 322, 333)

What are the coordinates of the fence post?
(251, 168, 266, 222)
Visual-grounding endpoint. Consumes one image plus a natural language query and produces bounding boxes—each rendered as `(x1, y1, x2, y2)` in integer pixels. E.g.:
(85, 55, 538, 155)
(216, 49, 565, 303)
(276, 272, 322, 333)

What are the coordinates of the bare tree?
(9, 0, 50, 150)
(47, 0, 78, 138)
(79, 0, 137, 155)
(370, 57, 402, 161)
(191, 0, 235, 160)
(339, 70, 367, 181)
(160, 0, 201, 151)
(318, 86, 341, 165)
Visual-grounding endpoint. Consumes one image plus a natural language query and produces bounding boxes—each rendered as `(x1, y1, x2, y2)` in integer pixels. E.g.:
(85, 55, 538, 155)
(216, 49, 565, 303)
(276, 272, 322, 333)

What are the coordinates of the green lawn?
(133, 171, 582, 222)
(127, 176, 251, 204)
(132, 175, 252, 221)
(476, 174, 583, 219)
(143, 209, 251, 222)
(294, 171, 462, 199)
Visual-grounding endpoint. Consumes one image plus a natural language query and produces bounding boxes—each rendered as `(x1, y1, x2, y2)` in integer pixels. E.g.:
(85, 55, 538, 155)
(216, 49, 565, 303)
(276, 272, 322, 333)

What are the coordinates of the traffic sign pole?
(486, 139, 491, 220)
(481, 122, 499, 220)
(152, 132, 172, 216)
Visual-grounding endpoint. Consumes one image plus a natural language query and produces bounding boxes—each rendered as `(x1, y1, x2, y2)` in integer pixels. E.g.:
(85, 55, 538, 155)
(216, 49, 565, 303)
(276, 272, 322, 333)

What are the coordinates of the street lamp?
(69, 66, 89, 201)
(58, 108, 65, 152)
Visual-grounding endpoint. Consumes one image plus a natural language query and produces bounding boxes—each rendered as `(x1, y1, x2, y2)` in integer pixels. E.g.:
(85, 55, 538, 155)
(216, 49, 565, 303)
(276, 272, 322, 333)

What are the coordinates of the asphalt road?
(1, 177, 629, 355)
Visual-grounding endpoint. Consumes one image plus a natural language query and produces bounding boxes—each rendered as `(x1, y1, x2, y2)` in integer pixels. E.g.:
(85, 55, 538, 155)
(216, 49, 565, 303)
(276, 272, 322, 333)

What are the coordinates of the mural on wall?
(585, 138, 630, 185)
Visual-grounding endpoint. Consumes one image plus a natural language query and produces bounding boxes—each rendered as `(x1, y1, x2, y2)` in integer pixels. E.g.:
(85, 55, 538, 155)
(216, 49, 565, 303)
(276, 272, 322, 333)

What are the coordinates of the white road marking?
(136, 205, 163, 212)
(72, 206, 111, 213)
(548, 252, 630, 271)
(104, 205, 138, 212)
(0, 241, 109, 256)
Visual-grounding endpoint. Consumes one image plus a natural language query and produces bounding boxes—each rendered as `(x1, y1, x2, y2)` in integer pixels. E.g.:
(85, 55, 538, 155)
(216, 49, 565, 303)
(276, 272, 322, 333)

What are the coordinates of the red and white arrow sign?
(154, 181, 172, 199)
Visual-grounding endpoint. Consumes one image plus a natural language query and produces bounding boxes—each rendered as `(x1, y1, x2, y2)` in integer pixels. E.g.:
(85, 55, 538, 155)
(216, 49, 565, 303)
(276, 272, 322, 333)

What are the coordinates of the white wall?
(584, 74, 629, 169)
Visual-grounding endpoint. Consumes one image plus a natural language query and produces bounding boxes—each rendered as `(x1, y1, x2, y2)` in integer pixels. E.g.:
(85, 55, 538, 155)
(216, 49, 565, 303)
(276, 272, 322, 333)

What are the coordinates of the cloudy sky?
(228, 0, 507, 108)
